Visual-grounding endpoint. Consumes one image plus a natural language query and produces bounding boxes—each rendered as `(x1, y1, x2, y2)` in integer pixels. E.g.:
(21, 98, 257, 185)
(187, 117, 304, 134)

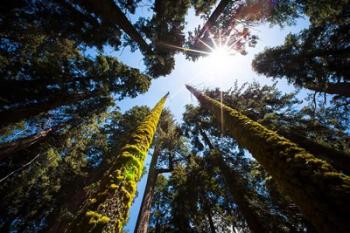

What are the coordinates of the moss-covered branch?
(186, 85, 350, 233)
(66, 93, 168, 233)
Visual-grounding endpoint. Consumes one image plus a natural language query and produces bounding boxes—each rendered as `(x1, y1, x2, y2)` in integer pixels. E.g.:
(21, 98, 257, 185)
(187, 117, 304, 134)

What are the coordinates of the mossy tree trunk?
(275, 129, 350, 175)
(65, 93, 168, 233)
(186, 85, 350, 233)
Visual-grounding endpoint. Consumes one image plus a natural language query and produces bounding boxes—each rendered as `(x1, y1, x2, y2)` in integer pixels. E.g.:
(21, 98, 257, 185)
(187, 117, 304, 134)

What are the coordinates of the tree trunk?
(0, 127, 53, 161)
(0, 90, 105, 128)
(65, 93, 168, 233)
(304, 82, 350, 97)
(77, 0, 152, 54)
(192, 0, 231, 47)
(0, 76, 106, 104)
(199, 193, 216, 233)
(186, 85, 350, 233)
(134, 144, 161, 233)
(199, 128, 290, 233)
(211, 152, 273, 233)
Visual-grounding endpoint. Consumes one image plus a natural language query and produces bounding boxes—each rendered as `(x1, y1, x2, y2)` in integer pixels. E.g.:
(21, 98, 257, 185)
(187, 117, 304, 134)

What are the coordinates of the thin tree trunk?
(77, 0, 152, 54)
(210, 152, 271, 233)
(186, 85, 350, 233)
(0, 76, 106, 104)
(65, 93, 168, 233)
(134, 145, 161, 233)
(0, 128, 53, 161)
(199, 128, 289, 233)
(192, 0, 231, 47)
(206, 207, 216, 233)
(199, 193, 216, 233)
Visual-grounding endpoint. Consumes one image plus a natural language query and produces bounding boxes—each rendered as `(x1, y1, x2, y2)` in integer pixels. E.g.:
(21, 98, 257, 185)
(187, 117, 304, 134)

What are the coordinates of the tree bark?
(276, 129, 350, 175)
(192, 0, 231, 47)
(134, 144, 161, 233)
(77, 0, 152, 54)
(0, 90, 105, 128)
(303, 82, 350, 97)
(186, 85, 350, 233)
(65, 93, 168, 233)
(0, 127, 53, 161)
(211, 152, 272, 233)
(199, 192, 216, 233)
(199, 128, 290, 233)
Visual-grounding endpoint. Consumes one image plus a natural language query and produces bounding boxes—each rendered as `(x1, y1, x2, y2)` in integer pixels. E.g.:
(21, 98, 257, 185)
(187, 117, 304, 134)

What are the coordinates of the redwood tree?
(186, 85, 350, 233)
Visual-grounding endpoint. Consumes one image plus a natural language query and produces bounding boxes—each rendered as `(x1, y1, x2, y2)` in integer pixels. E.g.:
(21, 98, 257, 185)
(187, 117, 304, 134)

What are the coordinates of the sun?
(206, 46, 233, 69)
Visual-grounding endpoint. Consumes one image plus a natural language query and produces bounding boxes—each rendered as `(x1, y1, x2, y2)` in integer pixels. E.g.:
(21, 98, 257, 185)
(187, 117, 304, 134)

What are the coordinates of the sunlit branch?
(158, 41, 211, 55)
(199, 39, 215, 51)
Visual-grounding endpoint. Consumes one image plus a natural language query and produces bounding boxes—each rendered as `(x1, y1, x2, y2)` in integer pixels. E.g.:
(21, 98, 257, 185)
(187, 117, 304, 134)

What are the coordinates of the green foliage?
(252, 23, 350, 100)
(190, 0, 217, 16)
(259, 0, 350, 26)
(0, 0, 123, 50)
(135, 0, 191, 77)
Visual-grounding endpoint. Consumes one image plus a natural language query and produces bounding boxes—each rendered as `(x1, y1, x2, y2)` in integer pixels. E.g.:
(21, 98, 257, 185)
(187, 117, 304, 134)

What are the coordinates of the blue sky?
(107, 6, 310, 233)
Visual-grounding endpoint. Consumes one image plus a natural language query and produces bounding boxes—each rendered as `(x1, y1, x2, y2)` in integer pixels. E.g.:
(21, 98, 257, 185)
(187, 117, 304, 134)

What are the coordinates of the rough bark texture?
(276, 129, 350, 175)
(65, 93, 168, 233)
(186, 85, 350, 233)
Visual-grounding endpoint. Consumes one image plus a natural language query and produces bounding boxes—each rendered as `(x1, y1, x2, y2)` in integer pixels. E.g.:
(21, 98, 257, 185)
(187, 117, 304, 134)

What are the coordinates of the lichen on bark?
(186, 85, 350, 233)
(66, 93, 168, 233)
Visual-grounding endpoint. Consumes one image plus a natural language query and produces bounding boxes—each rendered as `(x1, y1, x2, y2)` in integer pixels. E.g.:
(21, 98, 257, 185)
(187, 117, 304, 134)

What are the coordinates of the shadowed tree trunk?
(134, 144, 161, 233)
(0, 90, 105, 129)
(0, 127, 54, 161)
(186, 85, 350, 233)
(304, 82, 350, 97)
(199, 128, 290, 233)
(192, 0, 231, 47)
(134, 141, 174, 233)
(77, 0, 152, 54)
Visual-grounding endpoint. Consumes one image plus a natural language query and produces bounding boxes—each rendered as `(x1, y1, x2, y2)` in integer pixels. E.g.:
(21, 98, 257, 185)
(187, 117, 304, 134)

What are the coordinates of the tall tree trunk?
(0, 127, 54, 161)
(0, 90, 105, 128)
(0, 76, 107, 104)
(186, 85, 350, 233)
(210, 152, 275, 233)
(65, 93, 168, 233)
(134, 144, 161, 233)
(199, 128, 290, 233)
(199, 193, 216, 233)
(304, 82, 350, 97)
(77, 0, 152, 54)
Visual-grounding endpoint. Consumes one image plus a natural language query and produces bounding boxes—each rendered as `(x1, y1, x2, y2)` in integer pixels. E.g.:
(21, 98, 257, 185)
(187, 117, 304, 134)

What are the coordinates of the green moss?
(89, 198, 97, 204)
(68, 94, 168, 233)
(186, 85, 350, 233)
(86, 211, 110, 225)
